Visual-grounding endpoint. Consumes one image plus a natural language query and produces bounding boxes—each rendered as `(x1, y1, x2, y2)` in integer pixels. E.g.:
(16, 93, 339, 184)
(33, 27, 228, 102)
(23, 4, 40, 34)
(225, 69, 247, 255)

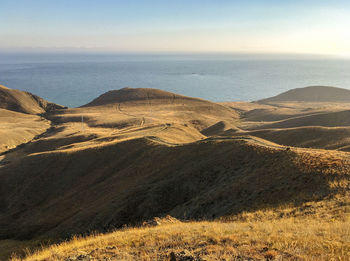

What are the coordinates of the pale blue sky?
(1, 0, 349, 55)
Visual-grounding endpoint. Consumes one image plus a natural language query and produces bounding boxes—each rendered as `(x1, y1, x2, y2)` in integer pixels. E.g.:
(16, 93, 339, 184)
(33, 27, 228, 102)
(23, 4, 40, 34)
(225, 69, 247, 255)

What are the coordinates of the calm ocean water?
(0, 53, 349, 107)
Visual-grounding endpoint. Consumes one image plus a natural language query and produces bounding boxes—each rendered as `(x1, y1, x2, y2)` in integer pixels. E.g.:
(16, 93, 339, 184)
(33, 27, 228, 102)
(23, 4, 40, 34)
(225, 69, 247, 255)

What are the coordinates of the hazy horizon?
(1, 0, 350, 57)
(0, 51, 344, 64)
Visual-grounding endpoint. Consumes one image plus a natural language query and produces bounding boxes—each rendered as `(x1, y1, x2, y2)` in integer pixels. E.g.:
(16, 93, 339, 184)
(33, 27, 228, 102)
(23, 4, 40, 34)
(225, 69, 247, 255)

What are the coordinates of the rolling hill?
(82, 87, 203, 107)
(250, 110, 350, 129)
(1, 85, 350, 260)
(258, 85, 350, 103)
(0, 85, 65, 155)
(0, 85, 64, 115)
(227, 126, 350, 151)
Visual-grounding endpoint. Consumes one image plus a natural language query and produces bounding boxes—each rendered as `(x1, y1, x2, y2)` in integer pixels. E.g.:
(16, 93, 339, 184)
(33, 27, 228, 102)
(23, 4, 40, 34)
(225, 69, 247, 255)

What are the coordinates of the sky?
(1, 0, 350, 56)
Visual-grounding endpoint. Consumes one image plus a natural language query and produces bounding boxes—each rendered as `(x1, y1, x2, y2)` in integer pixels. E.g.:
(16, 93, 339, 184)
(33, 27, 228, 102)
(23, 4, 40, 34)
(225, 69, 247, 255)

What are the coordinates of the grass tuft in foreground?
(11, 215, 350, 261)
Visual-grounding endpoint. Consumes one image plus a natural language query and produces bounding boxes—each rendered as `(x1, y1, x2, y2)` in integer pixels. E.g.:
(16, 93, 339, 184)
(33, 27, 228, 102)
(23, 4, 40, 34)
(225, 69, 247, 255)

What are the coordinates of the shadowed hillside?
(0, 85, 64, 115)
(1, 136, 349, 239)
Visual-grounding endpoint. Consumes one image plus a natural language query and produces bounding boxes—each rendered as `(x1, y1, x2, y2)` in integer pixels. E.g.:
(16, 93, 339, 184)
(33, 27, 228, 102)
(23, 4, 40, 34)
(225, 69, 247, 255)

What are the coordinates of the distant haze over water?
(0, 53, 349, 107)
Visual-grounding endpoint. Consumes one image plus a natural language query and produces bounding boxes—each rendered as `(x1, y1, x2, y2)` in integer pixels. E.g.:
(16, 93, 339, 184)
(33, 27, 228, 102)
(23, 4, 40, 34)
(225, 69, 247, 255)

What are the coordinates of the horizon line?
(0, 49, 341, 57)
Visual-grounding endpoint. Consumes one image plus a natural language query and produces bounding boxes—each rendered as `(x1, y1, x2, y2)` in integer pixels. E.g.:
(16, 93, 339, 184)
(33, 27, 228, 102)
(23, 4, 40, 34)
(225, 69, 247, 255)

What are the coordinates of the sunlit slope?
(227, 126, 350, 151)
(0, 86, 239, 158)
(0, 84, 65, 154)
(0, 109, 50, 154)
(78, 87, 239, 131)
(15, 218, 350, 261)
(82, 87, 205, 107)
(249, 110, 350, 129)
(218, 87, 350, 151)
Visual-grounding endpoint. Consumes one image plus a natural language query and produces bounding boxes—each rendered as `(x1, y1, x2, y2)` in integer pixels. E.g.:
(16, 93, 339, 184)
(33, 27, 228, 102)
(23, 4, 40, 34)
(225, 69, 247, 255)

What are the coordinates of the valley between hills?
(0, 84, 349, 260)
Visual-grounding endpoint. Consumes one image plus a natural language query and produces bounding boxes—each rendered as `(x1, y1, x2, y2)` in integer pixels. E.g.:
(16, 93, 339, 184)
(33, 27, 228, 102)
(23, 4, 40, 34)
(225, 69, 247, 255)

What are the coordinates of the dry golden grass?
(0, 84, 63, 115)
(231, 126, 350, 152)
(0, 109, 50, 154)
(12, 214, 350, 261)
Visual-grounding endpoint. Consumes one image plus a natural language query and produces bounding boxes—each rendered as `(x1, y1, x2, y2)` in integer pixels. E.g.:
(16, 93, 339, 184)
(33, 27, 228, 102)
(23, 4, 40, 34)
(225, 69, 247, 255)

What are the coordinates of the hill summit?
(82, 87, 199, 107)
(258, 86, 350, 103)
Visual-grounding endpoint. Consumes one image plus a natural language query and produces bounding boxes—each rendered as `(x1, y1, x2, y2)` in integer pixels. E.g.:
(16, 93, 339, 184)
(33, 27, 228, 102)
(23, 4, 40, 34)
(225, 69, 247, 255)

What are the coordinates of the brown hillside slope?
(82, 87, 200, 106)
(0, 136, 349, 241)
(58, 87, 239, 132)
(251, 110, 350, 130)
(0, 85, 65, 154)
(225, 126, 350, 151)
(221, 101, 311, 122)
(218, 88, 350, 151)
(0, 109, 50, 153)
(2, 86, 350, 260)
(258, 86, 350, 103)
(223, 99, 350, 125)
(0, 85, 64, 114)
(82, 88, 236, 117)
(220, 101, 350, 151)
(200, 120, 239, 136)
(3, 136, 350, 261)
(16, 217, 350, 261)
(0, 87, 240, 243)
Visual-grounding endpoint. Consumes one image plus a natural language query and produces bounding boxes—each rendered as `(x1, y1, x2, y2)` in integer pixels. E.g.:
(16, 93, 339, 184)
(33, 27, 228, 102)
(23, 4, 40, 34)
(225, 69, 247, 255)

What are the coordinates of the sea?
(0, 53, 349, 108)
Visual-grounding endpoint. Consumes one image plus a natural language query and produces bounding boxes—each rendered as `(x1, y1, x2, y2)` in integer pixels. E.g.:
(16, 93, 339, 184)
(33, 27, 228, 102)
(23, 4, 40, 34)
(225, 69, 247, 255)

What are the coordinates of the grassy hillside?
(4, 137, 347, 239)
(251, 110, 350, 129)
(0, 85, 64, 115)
(1, 85, 350, 260)
(82, 87, 206, 107)
(231, 126, 350, 151)
(0, 85, 65, 155)
(12, 215, 350, 261)
(2, 136, 350, 260)
(258, 86, 350, 103)
(0, 109, 50, 154)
